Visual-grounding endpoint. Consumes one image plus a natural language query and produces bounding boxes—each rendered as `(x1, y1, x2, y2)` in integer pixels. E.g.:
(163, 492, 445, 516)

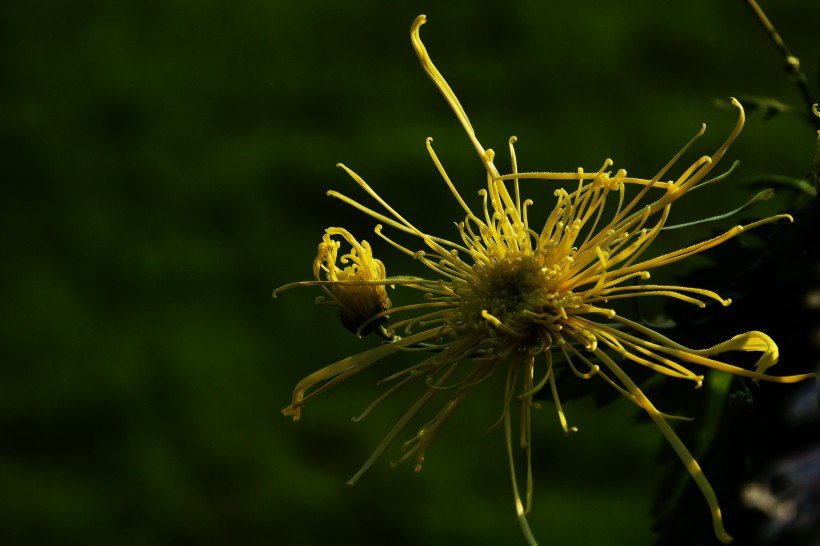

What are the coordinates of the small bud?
(314, 228, 391, 336)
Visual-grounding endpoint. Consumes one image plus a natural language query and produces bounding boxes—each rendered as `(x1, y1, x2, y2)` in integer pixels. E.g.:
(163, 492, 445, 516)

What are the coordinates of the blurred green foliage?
(0, 1, 817, 545)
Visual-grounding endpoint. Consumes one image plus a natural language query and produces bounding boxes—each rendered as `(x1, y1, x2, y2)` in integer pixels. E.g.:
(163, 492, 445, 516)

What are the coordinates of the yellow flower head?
(276, 227, 391, 337)
(275, 14, 816, 545)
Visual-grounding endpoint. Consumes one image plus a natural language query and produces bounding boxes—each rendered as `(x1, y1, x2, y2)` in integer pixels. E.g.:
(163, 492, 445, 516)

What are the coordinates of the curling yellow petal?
(282, 328, 442, 421)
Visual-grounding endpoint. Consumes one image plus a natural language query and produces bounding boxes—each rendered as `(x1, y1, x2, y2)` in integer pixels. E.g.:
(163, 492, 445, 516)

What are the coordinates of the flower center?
(459, 253, 576, 343)
(479, 257, 544, 318)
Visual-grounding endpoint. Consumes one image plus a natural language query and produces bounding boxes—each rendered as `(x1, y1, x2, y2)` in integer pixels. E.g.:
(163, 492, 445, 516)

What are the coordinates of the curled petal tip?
(728, 98, 745, 123)
(281, 405, 302, 422)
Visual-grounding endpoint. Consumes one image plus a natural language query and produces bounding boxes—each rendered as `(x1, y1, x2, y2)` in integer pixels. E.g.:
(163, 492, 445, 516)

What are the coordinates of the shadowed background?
(1, 1, 817, 545)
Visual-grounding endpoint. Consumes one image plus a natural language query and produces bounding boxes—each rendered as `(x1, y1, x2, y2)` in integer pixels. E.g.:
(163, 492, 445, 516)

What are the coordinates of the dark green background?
(1, 1, 817, 545)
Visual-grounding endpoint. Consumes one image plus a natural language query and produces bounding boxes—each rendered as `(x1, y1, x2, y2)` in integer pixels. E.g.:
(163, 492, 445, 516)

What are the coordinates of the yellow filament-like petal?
(501, 364, 539, 546)
(411, 15, 500, 178)
(594, 349, 733, 544)
(618, 214, 793, 277)
(282, 328, 441, 420)
(347, 360, 462, 486)
(597, 316, 817, 383)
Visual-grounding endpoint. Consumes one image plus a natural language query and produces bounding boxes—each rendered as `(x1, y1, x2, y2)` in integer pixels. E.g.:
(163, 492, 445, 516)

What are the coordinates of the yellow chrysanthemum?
(275, 15, 816, 545)
(310, 227, 392, 336)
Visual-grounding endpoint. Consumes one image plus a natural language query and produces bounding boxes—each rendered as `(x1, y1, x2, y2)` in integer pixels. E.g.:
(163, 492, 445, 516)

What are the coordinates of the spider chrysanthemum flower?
(310, 228, 392, 336)
(275, 15, 816, 545)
